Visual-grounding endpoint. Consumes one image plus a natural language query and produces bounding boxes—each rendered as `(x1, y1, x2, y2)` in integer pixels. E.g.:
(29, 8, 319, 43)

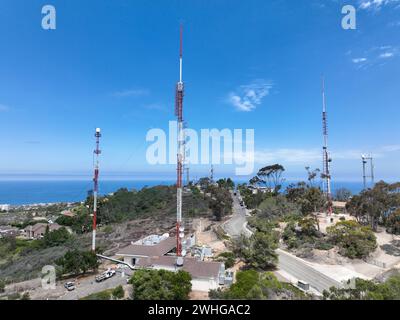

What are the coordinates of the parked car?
(64, 281, 75, 291)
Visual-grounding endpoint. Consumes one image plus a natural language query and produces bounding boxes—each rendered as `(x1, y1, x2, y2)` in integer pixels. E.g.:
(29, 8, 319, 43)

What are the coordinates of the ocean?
(0, 180, 367, 206)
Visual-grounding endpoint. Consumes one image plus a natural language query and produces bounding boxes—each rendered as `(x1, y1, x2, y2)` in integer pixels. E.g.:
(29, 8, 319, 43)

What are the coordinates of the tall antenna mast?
(362, 155, 367, 190)
(175, 25, 185, 265)
(362, 154, 374, 190)
(92, 128, 101, 252)
(322, 77, 332, 215)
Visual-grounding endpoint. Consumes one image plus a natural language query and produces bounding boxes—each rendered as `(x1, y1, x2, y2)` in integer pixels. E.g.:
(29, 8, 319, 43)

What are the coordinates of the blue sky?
(0, 0, 399, 182)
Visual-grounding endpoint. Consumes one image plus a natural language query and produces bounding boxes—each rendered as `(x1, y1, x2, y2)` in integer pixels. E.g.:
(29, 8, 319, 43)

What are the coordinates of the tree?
(335, 188, 352, 202)
(257, 164, 285, 193)
(385, 209, 400, 235)
(56, 250, 99, 276)
(198, 177, 212, 191)
(0, 279, 5, 293)
(323, 274, 400, 300)
(257, 195, 301, 221)
(347, 182, 400, 231)
(42, 227, 71, 247)
(282, 217, 326, 250)
(112, 285, 125, 299)
(249, 176, 261, 187)
(208, 185, 233, 221)
(217, 178, 235, 190)
(209, 270, 306, 300)
(129, 269, 192, 300)
(285, 183, 325, 215)
(305, 167, 321, 188)
(326, 221, 377, 259)
(234, 231, 279, 270)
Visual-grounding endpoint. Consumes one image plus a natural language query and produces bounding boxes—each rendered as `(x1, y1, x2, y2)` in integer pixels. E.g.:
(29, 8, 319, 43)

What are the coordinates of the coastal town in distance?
(1, 0, 400, 307)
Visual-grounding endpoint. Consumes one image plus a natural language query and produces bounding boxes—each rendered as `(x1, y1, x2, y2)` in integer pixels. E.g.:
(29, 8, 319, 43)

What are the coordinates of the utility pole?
(92, 128, 101, 252)
(175, 25, 185, 266)
(321, 77, 333, 215)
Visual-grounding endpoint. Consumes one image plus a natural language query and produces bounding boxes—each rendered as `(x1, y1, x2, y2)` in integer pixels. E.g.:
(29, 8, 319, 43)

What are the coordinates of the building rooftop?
(135, 255, 222, 279)
(117, 236, 176, 257)
(332, 201, 347, 208)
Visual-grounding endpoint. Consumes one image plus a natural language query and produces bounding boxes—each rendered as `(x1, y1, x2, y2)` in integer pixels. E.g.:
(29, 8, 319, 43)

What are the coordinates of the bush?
(112, 285, 124, 299)
(81, 290, 112, 300)
(56, 250, 99, 276)
(385, 209, 400, 235)
(42, 227, 72, 247)
(129, 269, 192, 300)
(327, 221, 377, 259)
(210, 270, 306, 300)
(323, 274, 400, 300)
(21, 292, 30, 300)
(0, 279, 5, 293)
(216, 252, 235, 269)
(233, 231, 279, 270)
(314, 240, 335, 251)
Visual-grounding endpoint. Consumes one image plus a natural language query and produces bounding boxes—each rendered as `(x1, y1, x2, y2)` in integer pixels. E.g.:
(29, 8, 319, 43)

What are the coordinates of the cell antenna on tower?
(92, 128, 101, 251)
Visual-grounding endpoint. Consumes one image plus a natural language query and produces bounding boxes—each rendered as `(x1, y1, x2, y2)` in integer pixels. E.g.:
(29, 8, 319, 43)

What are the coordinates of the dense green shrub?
(129, 269, 192, 300)
(327, 221, 377, 259)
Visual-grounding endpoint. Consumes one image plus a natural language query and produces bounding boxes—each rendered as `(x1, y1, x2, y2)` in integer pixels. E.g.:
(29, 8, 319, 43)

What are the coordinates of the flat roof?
(117, 237, 176, 257)
(135, 256, 222, 279)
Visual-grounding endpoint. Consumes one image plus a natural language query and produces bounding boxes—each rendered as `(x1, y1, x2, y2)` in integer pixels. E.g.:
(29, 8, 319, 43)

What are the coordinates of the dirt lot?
(303, 221, 400, 281)
(192, 218, 227, 256)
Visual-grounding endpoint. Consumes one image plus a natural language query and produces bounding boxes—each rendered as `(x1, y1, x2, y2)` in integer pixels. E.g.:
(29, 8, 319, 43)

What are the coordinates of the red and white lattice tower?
(92, 128, 101, 251)
(175, 25, 185, 264)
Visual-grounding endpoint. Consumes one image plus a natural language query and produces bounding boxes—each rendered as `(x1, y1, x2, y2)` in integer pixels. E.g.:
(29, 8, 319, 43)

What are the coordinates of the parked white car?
(95, 269, 116, 282)
(64, 281, 75, 291)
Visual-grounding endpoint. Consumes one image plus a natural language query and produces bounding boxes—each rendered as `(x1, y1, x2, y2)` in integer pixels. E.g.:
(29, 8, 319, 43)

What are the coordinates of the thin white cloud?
(246, 145, 400, 166)
(349, 45, 399, 68)
(359, 0, 400, 10)
(113, 88, 149, 98)
(379, 52, 394, 58)
(228, 80, 273, 112)
(352, 58, 367, 64)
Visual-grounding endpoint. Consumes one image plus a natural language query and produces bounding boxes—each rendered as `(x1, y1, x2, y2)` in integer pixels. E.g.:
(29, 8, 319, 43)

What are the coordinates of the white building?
(0, 204, 10, 212)
(116, 235, 225, 291)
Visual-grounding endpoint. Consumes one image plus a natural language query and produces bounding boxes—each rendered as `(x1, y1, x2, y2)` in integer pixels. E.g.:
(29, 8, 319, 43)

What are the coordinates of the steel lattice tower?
(92, 128, 101, 251)
(175, 25, 185, 264)
(322, 78, 332, 215)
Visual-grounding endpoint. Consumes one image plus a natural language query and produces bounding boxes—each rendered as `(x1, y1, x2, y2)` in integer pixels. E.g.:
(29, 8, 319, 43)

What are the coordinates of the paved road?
(58, 269, 132, 300)
(277, 249, 343, 293)
(222, 193, 343, 294)
(223, 191, 251, 238)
